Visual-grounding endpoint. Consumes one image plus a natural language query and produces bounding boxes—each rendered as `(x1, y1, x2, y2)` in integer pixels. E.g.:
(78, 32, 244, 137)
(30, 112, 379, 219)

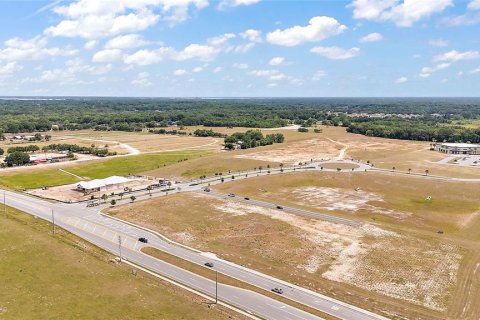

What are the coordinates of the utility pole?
(215, 270, 218, 304)
(3, 190, 6, 218)
(51, 209, 55, 235)
(118, 235, 122, 262)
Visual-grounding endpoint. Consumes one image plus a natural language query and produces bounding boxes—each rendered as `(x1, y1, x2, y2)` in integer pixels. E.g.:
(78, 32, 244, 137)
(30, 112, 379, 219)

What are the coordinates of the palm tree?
(147, 185, 152, 196)
(392, 166, 396, 171)
(110, 199, 116, 206)
(119, 192, 124, 199)
(408, 168, 412, 174)
(130, 195, 136, 203)
(425, 169, 429, 176)
(101, 194, 108, 203)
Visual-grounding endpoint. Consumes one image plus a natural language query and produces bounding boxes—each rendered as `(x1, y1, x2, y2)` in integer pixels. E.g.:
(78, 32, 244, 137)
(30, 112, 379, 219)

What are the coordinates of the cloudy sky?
(0, 0, 479, 97)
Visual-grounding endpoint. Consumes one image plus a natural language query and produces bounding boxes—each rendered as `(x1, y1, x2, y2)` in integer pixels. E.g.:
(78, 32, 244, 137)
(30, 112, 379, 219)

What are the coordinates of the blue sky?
(0, 0, 479, 97)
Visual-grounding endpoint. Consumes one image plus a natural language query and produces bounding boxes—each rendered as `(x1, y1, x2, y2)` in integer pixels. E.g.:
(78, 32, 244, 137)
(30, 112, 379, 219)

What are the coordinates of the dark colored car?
(244, 197, 250, 200)
(271, 288, 283, 294)
(276, 205, 283, 210)
(228, 193, 235, 197)
(138, 237, 148, 243)
(204, 262, 214, 268)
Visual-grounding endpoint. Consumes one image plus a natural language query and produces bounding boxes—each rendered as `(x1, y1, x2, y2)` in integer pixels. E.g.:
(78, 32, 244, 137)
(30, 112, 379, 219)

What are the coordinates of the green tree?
(5, 151, 30, 167)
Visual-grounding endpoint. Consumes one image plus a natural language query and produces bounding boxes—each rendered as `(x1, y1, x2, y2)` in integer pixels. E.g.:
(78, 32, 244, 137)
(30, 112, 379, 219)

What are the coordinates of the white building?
(76, 176, 132, 194)
(434, 143, 480, 155)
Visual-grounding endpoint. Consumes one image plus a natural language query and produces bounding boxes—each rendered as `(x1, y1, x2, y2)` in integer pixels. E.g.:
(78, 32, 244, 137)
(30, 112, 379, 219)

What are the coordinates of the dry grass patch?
(214, 171, 480, 237)
(107, 192, 466, 319)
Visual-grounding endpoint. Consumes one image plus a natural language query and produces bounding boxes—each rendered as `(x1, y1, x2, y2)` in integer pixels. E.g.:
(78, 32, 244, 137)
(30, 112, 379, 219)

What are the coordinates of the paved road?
(203, 190, 362, 227)
(2, 188, 388, 320)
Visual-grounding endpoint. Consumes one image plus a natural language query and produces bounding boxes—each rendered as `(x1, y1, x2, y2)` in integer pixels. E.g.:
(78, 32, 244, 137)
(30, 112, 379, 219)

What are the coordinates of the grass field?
(214, 171, 480, 238)
(107, 191, 480, 320)
(0, 207, 242, 320)
(0, 151, 208, 189)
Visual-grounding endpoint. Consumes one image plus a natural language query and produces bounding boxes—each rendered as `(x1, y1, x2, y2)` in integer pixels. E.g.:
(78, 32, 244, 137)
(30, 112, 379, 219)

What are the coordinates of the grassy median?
(0, 207, 242, 319)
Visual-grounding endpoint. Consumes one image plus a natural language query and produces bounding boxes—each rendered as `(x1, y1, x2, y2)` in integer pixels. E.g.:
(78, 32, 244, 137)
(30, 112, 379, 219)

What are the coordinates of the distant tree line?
(347, 118, 480, 143)
(193, 129, 227, 138)
(42, 144, 115, 156)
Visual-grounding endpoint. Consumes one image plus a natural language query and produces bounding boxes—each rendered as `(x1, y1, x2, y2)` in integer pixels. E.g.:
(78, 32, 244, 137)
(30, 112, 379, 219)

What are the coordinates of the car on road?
(228, 193, 235, 197)
(271, 287, 283, 294)
(276, 205, 283, 210)
(204, 262, 214, 268)
(138, 237, 148, 243)
(244, 197, 250, 200)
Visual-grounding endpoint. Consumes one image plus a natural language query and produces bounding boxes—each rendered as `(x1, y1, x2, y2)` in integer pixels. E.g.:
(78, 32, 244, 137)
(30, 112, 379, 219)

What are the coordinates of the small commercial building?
(76, 176, 132, 194)
(434, 143, 480, 155)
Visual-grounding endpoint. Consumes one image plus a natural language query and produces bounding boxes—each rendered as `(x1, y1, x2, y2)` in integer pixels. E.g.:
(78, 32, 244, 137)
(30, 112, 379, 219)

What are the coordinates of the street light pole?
(3, 190, 6, 218)
(51, 209, 55, 235)
(118, 235, 122, 262)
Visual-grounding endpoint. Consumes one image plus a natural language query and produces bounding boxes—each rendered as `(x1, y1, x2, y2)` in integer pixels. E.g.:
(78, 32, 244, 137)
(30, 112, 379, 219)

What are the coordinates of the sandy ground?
(288, 186, 412, 219)
(213, 198, 461, 311)
(235, 138, 341, 164)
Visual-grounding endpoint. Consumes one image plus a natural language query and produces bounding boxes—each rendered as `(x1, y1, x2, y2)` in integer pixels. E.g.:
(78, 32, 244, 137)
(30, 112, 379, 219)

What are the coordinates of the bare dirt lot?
(235, 137, 341, 164)
(107, 191, 478, 320)
(27, 177, 153, 202)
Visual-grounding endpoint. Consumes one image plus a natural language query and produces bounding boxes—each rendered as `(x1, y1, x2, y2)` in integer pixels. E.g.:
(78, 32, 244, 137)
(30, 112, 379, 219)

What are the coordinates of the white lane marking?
(111, 232, 117, 242)
(331, 306, 340, 311)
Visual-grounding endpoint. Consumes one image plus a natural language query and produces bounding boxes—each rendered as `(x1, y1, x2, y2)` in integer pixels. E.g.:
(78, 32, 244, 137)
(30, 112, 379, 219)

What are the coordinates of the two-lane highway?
(1, 173, 388, 320)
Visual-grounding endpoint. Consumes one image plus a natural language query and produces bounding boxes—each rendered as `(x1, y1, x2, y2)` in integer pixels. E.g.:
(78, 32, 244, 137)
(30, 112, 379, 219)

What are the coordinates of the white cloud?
(0, 36, 77, 62)
(218, 0, 261, 10)
(233, 42, 255, 53)
(0, 62, 22, 76)
(395, 76, 408, 83)
(429, 39, 448, 47)
(208, 33, 236, 47)
(310, 46, 360, 60)
(192, 66, 203, 73)
(45, 0, 210, 39)
(434, 50, 480, 62)
(213, 66, 222, 73)
(469, 0, 480, 10)
(123, 47, 173, 66)
(349, 0, 453, 27)
(131, 71, 152, 87)
(269, 57, 285, 66)
(419, 63, 451, 78)
(266, 16, 347, 47)
(84, 40, 98, 50)
(233, 63, 249, 69)
(443, 12, 480, 26)
(312, 70, 327, 81)
(249, 69, 285, 81)
(105, 34, 147, 49)
(469, 67, 480, 74)
(174, 44, 220, 61)
(240, 29, 262, 43)
(92, 49, 123, 62)
(173, 69, 189, 76)
(359, 32, 383, 43)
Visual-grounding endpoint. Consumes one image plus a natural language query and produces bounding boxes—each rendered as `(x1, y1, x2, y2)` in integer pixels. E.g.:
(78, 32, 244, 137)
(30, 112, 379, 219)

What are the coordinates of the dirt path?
(58, 168, 85, 180)
(325, 138, 349, 160)
(64, 136, 140, 155)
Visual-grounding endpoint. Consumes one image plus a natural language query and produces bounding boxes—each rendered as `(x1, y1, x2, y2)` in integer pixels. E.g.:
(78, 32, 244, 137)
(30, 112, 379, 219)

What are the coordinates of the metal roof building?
(77, 176, 131, 192)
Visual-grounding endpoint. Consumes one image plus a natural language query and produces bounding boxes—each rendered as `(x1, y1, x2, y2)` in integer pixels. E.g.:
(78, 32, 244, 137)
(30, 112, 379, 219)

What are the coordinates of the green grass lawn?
(0, 151, 208, 190)
(68, 151, 207, 180)
(0, 207, 239, 320)
(0, 169, 80, 190)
